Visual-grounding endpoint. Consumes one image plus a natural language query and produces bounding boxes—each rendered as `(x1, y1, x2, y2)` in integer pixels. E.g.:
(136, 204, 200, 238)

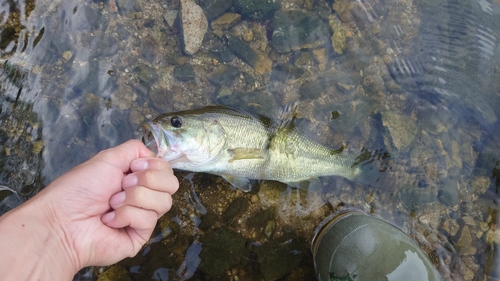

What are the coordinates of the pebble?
(173, 56, 188, 66)
(470, 176, 490, 195)
(441, 217, 460, 236)
(62, 51, 72, 61)
(180, 0, 208, 55)
(32, 140, 45, 154)
(216, 86, 233, 99)
(485, 229, 500, 244)
(242, 29, 253, 42)
(461, 216, 476, 226)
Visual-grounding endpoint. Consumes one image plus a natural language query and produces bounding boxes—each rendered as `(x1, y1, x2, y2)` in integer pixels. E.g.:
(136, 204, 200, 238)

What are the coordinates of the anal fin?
(222, 175, 253, 192)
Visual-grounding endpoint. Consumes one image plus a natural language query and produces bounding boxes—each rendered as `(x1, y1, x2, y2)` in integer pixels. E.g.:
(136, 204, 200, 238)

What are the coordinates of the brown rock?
(211, 13, 241, 30)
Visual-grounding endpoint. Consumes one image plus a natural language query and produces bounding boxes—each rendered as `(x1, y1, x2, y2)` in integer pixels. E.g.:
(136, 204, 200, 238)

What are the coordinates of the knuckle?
(152, 158, 173, 173)
(129, 187, 145, 204)
(141, 169, 158, 185)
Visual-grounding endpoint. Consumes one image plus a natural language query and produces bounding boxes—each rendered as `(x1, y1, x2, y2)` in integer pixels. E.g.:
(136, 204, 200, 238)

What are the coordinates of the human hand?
(29, 140, 178, 272)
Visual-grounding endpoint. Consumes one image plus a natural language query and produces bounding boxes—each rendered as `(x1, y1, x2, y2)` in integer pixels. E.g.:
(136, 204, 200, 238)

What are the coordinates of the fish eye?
(170, 116, 183, 128)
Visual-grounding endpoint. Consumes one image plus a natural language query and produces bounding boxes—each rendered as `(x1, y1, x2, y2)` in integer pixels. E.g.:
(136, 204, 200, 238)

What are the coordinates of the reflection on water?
(0, 62, 44, 200)
(1, 0, 500, 280)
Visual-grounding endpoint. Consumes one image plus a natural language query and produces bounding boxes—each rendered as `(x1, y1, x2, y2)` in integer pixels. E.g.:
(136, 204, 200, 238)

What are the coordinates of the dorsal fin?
(272, 102, 300, 134)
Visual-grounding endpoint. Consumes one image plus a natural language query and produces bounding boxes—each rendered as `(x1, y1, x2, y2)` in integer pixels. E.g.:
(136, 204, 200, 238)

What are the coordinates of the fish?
(141, 105, 379, 192)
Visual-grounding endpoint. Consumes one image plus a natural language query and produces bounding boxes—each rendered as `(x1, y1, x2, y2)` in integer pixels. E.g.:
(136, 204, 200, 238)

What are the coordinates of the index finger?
(91, 140, 156, 173)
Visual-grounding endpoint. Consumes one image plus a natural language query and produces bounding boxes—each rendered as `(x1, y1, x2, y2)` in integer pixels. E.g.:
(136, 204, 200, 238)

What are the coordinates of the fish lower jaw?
(158, 150, 182, 162)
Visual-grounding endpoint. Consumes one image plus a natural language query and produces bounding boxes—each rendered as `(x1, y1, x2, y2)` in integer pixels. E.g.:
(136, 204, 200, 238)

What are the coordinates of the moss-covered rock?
(223, 196, 249, 223)
(253, 233, 310, 280)
(198, 227, 249, 277)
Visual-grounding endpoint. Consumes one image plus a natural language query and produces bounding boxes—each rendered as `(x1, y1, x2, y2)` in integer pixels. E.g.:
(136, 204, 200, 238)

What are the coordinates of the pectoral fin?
(228, 148, 265, 162)
(222, 175, 253, 192)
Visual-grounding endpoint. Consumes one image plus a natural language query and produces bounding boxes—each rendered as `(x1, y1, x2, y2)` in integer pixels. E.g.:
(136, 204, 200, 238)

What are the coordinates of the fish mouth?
(141, 122, 179, 160)
(141, 122, 163, 155)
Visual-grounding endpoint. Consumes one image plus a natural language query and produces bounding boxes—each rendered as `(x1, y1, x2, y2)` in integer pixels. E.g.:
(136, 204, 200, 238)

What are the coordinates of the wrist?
(0, 194, 80, 280)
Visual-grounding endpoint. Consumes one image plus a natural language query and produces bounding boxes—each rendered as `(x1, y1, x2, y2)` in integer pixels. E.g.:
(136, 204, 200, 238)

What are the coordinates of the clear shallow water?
(1, 0, 500, 280)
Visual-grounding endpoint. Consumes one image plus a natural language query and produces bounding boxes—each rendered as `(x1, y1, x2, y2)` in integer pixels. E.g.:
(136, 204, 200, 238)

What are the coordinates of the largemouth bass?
(142, 106, 378, 192)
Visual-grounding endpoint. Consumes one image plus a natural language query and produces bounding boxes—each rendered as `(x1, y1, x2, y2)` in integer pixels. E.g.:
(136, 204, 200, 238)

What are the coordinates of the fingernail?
(122, 174, 138, 188)
(110, 191, 126, 208)
(131, 159, 148, 171)
(101, 211, 115, 224)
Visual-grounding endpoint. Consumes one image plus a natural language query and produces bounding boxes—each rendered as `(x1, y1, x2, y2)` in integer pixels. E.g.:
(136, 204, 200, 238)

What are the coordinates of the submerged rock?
(180, 0, 208, 55)
(217, 90, 278, 116)
(225, 34, 257, 66)
(324, 99, 373, 134)
(137, 63, 159, 84)
(247, 206, 277, 239)
(234, 0, 280, 21)
(329, 14, 346, 55)
(270, 63, 306, 82)
(457, 225, 476, 255)
(437, 179, 460, 207)
(299, 70, 361, 99)
(399, 184, 438, 211)
(223, 196, 249, 223)
(209, 44, 235, 63)
(173, 64, 195, 81)
(253, 233, 310, 280)
(199, 0, 233, 21)
(381, 111, 417, 154)
(207, 64, 240, 86)
(211, 13, 242, 30)
(198, 227, 249, 277)
(299, 79, 323, 99)
(271, 10, 330, 53)
(224, 34, 272, 74)
(116, 0, 143, 14)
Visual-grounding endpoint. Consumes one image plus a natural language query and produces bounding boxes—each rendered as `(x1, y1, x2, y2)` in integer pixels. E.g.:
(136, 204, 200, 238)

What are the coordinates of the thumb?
(91, 140, 156, 173)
